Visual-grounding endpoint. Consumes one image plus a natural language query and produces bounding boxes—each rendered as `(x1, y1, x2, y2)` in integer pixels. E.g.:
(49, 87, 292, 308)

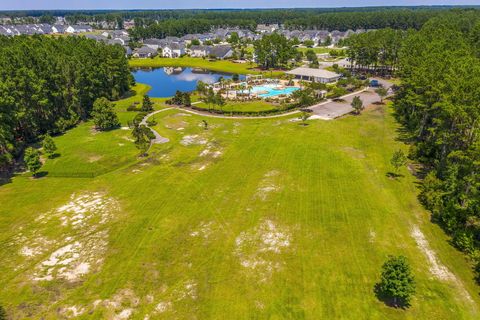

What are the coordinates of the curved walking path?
(140, 108, 174, 144)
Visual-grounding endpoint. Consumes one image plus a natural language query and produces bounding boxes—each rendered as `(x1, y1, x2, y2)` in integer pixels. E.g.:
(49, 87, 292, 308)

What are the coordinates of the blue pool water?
(241, 84, 301, 98)
(132, 67, 245, 98)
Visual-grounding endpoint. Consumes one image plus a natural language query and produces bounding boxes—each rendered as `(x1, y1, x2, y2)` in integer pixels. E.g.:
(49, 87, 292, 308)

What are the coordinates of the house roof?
(207, 45, 232, 58)
(144, 38, 164, 45)
(136, 46, 157, 54)
(166, 43, 185, 50)
(286, 67, 341, 79)
(190, 45, 207, 51)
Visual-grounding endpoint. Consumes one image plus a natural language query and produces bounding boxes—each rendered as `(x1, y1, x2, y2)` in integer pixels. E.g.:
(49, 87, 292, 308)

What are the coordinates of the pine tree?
(141, 95, 154, 112)
(42, 135, 57, 158)
(24, 147, 42, 177)
(379, 255, 415, 307)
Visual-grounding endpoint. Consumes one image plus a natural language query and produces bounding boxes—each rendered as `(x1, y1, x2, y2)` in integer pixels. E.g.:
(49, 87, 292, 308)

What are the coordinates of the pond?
(131, 67, 245, 98)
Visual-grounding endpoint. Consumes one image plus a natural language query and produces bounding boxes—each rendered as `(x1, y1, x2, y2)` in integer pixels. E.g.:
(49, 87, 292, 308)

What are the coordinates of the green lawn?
(0, 93, 479, 319)
(129, 57, 284, 77)
(193, 100, 280, 113)
(115, 83, 170, 125)
(296, 47, 341, 54)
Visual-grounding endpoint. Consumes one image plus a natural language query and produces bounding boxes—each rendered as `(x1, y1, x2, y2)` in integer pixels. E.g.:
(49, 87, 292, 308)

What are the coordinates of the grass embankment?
(193, 100, 280, 113)
(129, 56, 284, 77)
(0, 98, 478, 319)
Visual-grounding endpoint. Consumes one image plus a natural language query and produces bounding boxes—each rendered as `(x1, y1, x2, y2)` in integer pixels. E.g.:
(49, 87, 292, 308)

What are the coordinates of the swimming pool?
(240, 84, 300, 98)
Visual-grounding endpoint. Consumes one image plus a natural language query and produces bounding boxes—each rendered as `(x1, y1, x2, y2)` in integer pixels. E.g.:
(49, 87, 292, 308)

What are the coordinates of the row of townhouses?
(0, 24, 93, 36)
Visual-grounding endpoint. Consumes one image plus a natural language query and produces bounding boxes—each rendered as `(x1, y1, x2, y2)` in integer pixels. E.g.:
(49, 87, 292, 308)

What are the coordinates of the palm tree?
(247, 85, 253, 99)
(240, 83, 247, 102)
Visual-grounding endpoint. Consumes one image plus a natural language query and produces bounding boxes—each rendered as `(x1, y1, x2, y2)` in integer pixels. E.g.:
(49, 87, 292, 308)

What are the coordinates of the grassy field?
(129, 57, 284, 77)
(193, 100, 280, 113)
(296, 47, 343, 54)
(0, 88, 479, 319)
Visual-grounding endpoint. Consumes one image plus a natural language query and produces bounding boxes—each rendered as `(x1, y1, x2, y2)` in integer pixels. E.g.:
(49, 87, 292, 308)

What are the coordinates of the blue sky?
(1, 0, 478, 10)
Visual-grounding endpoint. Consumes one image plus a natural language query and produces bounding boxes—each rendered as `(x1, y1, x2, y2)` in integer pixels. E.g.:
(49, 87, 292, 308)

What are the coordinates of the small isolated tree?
(24, 147, 42, 177)
(299, 111, 310, 126)
(42, 134, 57, 158)
(92, 97, 120, 131)
(378, 255, 415, 307)
(391, 149, 407, 173)
(351, 95, 364, 115)
(375, 87, 388, 103)
(141, 95, 154, 111)
(132, 125, 154, 156)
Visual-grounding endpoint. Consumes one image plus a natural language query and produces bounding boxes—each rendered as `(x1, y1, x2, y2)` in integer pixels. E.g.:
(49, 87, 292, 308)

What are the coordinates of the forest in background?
(0, 36, 132, 172)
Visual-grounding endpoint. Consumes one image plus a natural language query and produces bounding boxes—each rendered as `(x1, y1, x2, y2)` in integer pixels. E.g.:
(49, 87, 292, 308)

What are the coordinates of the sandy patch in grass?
(32, 230, 108, 282)
(199, 143, 223, 159)
(255, 170, 281, 201)
(411, 225, 455, 281)
(369, 230, 376, 243)
(342, 146, 366, 159)
(155, 301, 172, 313)
(190, 221, 226, 241)
(57, 192, 118, 228)
(15, 192, 120, 283)
(16, 233, 55, 258)
(180, 135, 208, 146)
(234, 219, 292, 282)
(165, 120, 188, 130)
(59, 305, 86, 318)
(93, 288, 140, 319)
(88, 155, 103, 163)
(411, 225, 476, 306)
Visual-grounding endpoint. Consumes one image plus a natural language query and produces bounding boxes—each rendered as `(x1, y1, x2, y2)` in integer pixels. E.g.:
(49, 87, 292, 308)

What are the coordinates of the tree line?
(393, 11, 480, 279)
(121, 8, 474, 40)
(344, 28, 407, 74)
(0, 35, 132, 173)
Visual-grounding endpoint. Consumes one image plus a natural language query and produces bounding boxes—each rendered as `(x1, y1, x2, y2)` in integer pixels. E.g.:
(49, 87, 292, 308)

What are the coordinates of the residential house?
(143, 38, 165, 50)
(133, 46, 158, 58)
(188, 45, 208, 57)
(162, 43, 185, 58)
(207, 45, 233, 59)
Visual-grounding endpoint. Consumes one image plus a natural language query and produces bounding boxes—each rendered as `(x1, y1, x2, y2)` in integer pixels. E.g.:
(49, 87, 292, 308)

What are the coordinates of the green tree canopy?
(378, 255, 415, 307)
(91, 98, 120, 131)
(351, 96, 364, 114)
(42, 135, 57, 159)
(24, 147, 42, 177)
